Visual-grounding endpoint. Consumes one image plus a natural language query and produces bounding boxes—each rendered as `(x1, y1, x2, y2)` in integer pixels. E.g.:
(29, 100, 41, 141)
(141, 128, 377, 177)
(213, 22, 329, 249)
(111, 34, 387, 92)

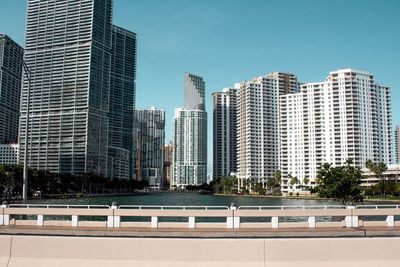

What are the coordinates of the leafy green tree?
(267, 178, 276, 189)
(303, 177, 309, 186)
(221, 176, 237, 194)
(314, 160, 364, 206)
(365, 159, 388, 197)
(209, 178, 222, 193)
(0, 164, 23, 196)
(253, 182, 266, 195)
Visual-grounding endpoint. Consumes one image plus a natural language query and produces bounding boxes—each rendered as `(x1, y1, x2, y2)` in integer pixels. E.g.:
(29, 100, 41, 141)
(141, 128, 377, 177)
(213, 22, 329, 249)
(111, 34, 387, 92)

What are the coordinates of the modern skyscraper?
(108, 26, 137, 180)
(212, 88, 237, 181)
(280, 69, 393, 193)
(133, 107, 165, 188)
(396, 126, 400, 164)
(20, 0, 135, 178)
(184, 73, 205, 111)
(236, 72, 300, 187)
(0, 34, 24, 144)
(173, 73, 207, 188)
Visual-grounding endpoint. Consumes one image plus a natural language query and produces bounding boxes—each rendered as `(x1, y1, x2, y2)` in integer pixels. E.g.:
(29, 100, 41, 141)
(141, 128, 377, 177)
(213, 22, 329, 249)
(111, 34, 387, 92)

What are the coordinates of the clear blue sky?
(2, 0, 400, 171)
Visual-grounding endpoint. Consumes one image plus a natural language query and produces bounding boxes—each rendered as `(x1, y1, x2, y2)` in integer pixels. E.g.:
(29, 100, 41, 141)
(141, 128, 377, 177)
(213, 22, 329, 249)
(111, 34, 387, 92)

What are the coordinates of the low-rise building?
(0, 144, 19, 164)
(163, 142, 174, 189)
(362, 164, 400, 186)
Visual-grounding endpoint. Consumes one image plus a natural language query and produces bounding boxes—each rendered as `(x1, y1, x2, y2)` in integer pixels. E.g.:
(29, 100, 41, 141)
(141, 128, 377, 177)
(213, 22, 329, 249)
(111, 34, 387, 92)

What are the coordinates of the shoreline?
(212, 193, 400, 204)
(11, 190, 400, 204)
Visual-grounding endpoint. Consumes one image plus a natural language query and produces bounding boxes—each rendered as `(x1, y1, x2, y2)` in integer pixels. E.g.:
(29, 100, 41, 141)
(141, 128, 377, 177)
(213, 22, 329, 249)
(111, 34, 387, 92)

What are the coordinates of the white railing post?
(151, 216, 158, 228)
(188, 216, 195, 228)
(308, 216, 316, 228)
(114, 215, 120, 228)
(1, 204, 9, 226)
(272, 216, 279, 229)
(386, 215, 395, 227)
(37, 214, 44, 226)
(229, 203, 239, 229)
(226, 216, 233, 228)
(234, 216, 240, 229)
(72, 215, 78, 227)
(345, 206, 358, 227)
(0, 204, 6, 226)
(108, 203, 118, 228)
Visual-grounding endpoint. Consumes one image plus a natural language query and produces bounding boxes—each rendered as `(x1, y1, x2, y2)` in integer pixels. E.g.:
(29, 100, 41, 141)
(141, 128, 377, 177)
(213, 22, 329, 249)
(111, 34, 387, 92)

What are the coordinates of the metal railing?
(1, 204, 399, 229)
(9, 204, 110, 209)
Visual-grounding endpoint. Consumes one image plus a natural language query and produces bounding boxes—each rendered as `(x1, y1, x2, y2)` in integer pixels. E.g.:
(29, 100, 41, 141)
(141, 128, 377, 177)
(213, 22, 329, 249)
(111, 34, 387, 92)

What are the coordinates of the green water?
(35, 192, 339, 207)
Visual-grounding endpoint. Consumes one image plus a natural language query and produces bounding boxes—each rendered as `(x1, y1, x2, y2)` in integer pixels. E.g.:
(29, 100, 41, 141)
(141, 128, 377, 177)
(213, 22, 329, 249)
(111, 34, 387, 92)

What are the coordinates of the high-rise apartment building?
(108, 26, 137, 179)
(280, 69, 392, 193)
(236, 72, 300, 186)
(0, 34, 24, 144)
(133, 107, 165, 188)
(173, 73, 207, 188)
(212, 88, 237, 181)
(173, 109, 207, 187)
(396, 126, 400, 164)
(20, 0, 135, 177)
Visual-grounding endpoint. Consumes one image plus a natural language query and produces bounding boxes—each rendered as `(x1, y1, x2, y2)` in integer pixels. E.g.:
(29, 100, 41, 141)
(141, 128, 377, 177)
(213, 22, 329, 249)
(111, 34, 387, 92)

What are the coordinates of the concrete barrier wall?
(2, 235, 400, 267)
(0, 236, 11, 267)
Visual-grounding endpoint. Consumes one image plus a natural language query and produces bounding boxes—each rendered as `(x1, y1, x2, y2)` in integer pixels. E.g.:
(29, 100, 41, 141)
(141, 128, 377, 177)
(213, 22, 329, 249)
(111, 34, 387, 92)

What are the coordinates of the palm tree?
(274, 170, 281, 184)
(366, 159, 388, 197)
(290, 175, 299, 186)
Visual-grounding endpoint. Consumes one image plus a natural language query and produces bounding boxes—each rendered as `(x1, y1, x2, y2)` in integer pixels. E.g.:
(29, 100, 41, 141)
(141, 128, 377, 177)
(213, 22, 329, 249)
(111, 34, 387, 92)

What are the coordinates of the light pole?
(22, 62, 31, 203)
(0, 36, 31, 203)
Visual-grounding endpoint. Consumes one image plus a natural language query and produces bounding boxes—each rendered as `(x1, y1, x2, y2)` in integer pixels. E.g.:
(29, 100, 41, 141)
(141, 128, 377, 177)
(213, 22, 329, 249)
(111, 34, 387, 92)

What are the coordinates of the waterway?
(35, 192, 339, 207)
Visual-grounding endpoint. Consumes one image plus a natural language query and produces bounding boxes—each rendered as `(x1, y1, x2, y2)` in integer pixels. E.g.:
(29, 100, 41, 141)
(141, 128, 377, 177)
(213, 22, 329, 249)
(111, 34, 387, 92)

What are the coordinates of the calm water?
(34, 192, 339, 207)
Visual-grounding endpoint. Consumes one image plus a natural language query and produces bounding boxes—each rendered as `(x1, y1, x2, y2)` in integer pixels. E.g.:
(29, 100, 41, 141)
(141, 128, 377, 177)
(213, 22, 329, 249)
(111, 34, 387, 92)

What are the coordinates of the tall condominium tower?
(396, 126, 400, 164)
(133, 107, 165, 188)
(20, 0, 135, 177)
(108, 26, 137, 179)
(173, 73, 207, 188)
(173, 109, 207, 187)
(212, 88, 237, 181)
(184, 73, 205, 111)
(0, 34, 24, 144)
(236, 72, 300, 186)
(280, 69, 392, 193)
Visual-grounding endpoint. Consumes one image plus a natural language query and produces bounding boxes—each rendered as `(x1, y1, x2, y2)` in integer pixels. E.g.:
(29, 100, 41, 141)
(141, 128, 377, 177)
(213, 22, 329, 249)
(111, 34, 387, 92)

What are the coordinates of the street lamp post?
(22, 63, 31, 203)
(0, 36, 31, 203)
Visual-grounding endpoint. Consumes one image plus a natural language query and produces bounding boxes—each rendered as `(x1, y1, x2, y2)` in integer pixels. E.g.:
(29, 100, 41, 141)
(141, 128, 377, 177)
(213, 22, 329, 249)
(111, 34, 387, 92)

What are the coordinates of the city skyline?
(1, 0, 400, 173)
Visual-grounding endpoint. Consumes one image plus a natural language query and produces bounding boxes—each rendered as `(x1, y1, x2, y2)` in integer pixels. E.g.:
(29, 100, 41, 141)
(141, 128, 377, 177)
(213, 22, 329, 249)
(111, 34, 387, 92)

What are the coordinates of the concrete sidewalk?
(1, 234, 400, 267)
